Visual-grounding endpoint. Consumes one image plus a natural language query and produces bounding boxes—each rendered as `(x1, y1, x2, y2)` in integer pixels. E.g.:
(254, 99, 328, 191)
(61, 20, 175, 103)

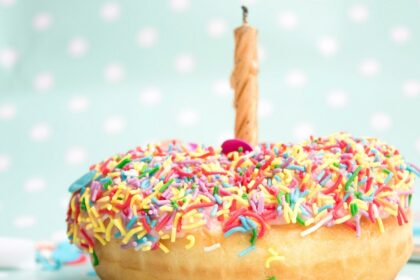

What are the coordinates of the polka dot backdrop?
(0, 0, 419, 242)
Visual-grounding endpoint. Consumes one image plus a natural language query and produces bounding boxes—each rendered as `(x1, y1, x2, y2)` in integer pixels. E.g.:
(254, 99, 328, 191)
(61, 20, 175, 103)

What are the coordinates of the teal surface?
(0, 0, 419, 248)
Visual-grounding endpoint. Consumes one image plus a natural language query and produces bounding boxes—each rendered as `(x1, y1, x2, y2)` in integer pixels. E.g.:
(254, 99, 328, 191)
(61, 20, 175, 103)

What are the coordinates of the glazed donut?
(66, 133, 418, 280)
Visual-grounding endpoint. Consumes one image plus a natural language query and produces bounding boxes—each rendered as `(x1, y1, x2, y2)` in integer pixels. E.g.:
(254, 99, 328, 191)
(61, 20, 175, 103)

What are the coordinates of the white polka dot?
(390, 26, 411, 44)
(65, 146, 87, 165)
(359, 59, 380, 77)
(103, 115, 126, 134)
(326, 90, 348, 108)
(169, 0, 190, 12)
(258, 44, 267, 62)
(174, 54, 195, 74)
(104, 63, 125, 84)
(0, 103, 16, 120)
(139, 87, 162, 106)
(0, 0, 15, 6)
(258, 99, 273, 119)
(212, 79, 231, 97)
(207, 18, 227, 38)
(0, 155, 10, 172)
(68, 37, 89, 58)
(317, 36, 339, 56)
(370, 113, 392, 131)
(277, 11, 298, 30)
(68, 96, 89, 113)
(176, 109, 200, 126)
(100, 2, 120, 22)
(33, 72, 54, 92)
(24, 177, 46, 193)
(0, 48, 18, 69)
(13, 216, 36, 228)
(285, 69, 307, 88)
(348, 4, 368, 23)
(33, 12, 52, 31)
(416, 138, 420, 155)
(293, 122, 314, 141)
(51, 231, 67, 242)
(29, 123, 52, 141)
(402, 80, 420, 98)
(137, 27, 158, 48)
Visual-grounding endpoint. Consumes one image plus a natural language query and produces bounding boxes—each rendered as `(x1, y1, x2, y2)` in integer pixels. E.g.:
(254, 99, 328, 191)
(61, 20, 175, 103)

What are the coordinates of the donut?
(66, 133, 418, 279)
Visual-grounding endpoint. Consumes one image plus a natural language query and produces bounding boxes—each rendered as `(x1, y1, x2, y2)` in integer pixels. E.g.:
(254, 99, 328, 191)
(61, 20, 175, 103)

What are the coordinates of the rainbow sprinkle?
(66, 133, 417, 266)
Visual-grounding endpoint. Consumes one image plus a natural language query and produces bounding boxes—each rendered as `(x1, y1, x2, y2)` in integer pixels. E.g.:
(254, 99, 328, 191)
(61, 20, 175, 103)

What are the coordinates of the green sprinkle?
(354, 191, 362, 199)
(171, 200, 179, 209)
(103, 179, 112, 190)
(191, 183, 197, 190)
(285, 193, 291, 204)
(92, 250, 99, 266)
(333, 162, 340, 168)
(344, 166, 362, 191)
(81, 198, 87, 211)
(116, 157, 131, 169)
(159, 179, 174, 193)
(267, 277, 276, 280)
(350, 202, 359, 217)
(256, 163, 261, 169)
(238, 146, 243, 153)
(276, 193, 283, 206)
(250, 228, 257, 245)
(382, 168, 391, 174)
(242, 193, 249, 200)
(148, 166, 160, 177)
(296, 214, 305, 226)
(213, 186, 219, 195)
(409, 194, 412, 206)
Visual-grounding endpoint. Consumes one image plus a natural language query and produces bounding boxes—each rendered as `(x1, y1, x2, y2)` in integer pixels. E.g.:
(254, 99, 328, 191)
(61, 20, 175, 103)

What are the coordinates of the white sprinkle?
(300, 213, 332, 237)
(204, 243, 221, 253)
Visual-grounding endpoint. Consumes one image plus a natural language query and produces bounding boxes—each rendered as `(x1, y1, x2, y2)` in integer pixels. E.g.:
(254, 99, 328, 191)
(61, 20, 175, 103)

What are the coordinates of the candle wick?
(241, 5, 248, 24)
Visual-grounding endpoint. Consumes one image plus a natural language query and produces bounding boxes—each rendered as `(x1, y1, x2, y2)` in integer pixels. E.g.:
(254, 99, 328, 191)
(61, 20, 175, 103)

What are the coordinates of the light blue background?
(0, 0, 419, 245)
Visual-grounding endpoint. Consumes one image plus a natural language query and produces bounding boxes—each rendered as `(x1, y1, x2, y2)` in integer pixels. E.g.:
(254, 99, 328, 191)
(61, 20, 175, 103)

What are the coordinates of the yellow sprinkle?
(94, 234, 106, 246)
(113, 218, 126, 236)
(283, 203, 291, 224)
(304, 218, 314, 226)
(136, 230, 147, 240)
(158, 242, 170, 254)
(122, 227, 144, 244)
(265, 256, 285, 268)
(334, 215, 351, 224)
(160, 234, 170, 240)
(171, 213, 182, 242)
(183, 209, 197, 219)
(384, 207, 398, 217)
(372, 204, 385, 234)
(141, 245, 152, 252)
(216, 209, 229, 217)
(105, 220, 114, 242)
(185, 235, 195, 250)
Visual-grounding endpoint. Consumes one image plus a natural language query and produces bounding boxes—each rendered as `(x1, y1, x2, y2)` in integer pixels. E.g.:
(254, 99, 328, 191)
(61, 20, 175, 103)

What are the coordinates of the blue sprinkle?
(274, 175, 281, 182)
(214, 194, 223, 205)
(127, 216, 138, 230)
(146, 234, 157, 242)
(287, 165, 306, 172)
(273, 146, 279, 155)
(384, 172, 393, 185)
(68, 170, 97, 193)
(100, 177, 111, 184)
(146, 215, 151, 225)
(239, 216, 251, 231)
(320, 174, 331, 186)
(318, 205, 333, 212)
(246, 218, 257, 229)
(150, 220, 157, 228)
(140, 156, 152, 162)
(267, 178, 272, 186)
(317, 170, 325, 181)
(407, 165, 420, 177)
(358, 176, 367, 186)
(238, 245, 256, 257)
(277, 205, 283, 214)
(222, 181, 232, 188)
(114, 232, 121, 238)
(283, 152, 289, 158)
(301, 190, 309, 198)
(413, 226, 420, 236)
(224, 226, 247, 237)
(211, 205, 218, 217)
(141, 179, 150, 189)
(343, 192, 351, 202)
